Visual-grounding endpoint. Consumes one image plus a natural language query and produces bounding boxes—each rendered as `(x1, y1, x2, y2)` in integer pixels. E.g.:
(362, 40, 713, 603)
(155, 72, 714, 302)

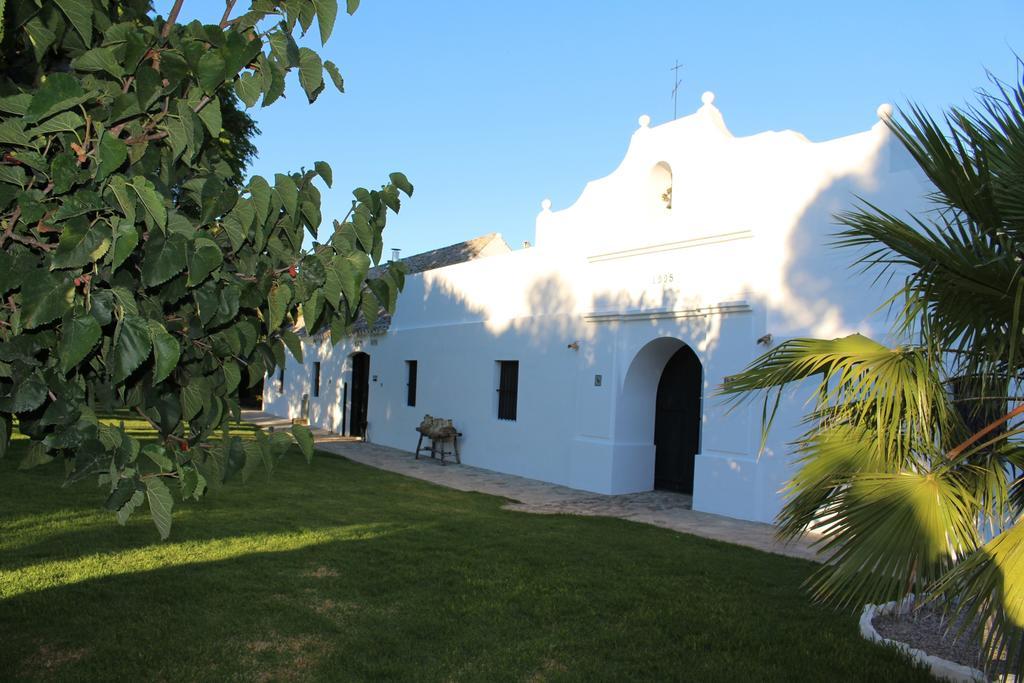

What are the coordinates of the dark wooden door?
(654, 346, 702, 493)
(350, 353, 370, 438)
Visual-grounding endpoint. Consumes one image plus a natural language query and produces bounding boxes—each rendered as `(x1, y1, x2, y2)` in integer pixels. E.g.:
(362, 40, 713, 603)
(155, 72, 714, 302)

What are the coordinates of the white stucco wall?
(263, 93, 931, 524)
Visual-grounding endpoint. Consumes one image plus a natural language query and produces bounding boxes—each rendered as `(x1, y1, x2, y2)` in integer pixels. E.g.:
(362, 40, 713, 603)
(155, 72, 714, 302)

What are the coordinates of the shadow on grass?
(0, 430, 932, 682)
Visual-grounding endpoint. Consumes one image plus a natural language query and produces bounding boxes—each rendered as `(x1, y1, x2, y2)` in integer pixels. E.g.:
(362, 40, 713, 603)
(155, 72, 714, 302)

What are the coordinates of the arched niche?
(650, 161, 673, 214)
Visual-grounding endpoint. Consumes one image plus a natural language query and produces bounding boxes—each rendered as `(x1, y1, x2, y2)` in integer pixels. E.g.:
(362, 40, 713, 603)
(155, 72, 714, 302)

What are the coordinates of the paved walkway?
(243, 411, 820, 562)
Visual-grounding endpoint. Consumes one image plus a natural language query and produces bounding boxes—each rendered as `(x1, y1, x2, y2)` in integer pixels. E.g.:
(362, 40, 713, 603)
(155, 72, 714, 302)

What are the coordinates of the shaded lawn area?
(0, 419, 927, 682)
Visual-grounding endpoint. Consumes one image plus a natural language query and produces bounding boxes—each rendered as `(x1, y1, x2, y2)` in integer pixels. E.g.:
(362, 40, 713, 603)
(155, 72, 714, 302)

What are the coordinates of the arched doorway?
(350, 352, 370, 438)
(653, 345, 702, 493)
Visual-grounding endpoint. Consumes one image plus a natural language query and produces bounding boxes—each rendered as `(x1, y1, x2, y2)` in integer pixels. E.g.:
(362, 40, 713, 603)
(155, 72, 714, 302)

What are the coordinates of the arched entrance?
(350, 352, 370, 438)
(654, 346, 702, 493)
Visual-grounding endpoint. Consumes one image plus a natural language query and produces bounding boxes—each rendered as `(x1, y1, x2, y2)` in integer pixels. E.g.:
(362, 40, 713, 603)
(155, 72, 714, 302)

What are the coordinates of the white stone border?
(860, 601, 989, 682)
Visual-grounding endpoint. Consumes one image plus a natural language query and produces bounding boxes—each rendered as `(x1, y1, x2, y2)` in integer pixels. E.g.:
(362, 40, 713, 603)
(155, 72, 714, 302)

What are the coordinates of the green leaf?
(180, 466, 206, 500)
(0, 120, 32, 148)
(130, 178, 167, 230)
(241, 440, 264, 482)
(0, 372, 47, 413)
(297, 48, 324, 103)
(60, 313, 102, 373)
(222, 436, 246, 483)
(54, 0, 93, 45)
(335, 252, 367, 311)
(359, 291, 378, 328)
(268, 282, 291, 331)
(51, 220, 112, 270)
(23, 18, 56, 62)
(72, 46, 124, 77)
(52, 190, 104, 220)
(18, 442, 54, 470)
(142, 232, 187, 287)
(0, 93, 31, 115)
(368, 277, 395, 312)
(187, 237, 223, 286)
(0, 164, 26, 187)
(346, 0, 360, 15)
(291, 423, 315, 463)
(143, 444, 173, 471)
(303, 290, 324, 334)
(21, 270, 74, 329)
(274, 173, 299, 217)
(196, 96, 222, 137)
(148, 321, 180, 385)
(107, 175, 136, 224)
(389, 172, 414, 197)
(110, 219, 138, 273)
(106, 478, 136, 510)
(222, 360, 241, 395)
(26, 113, 84, 143)
(181, 381, 204, 421)
(281, 329, 303, 363)
(50, 153, 77, 193)
(323, 60, 344, 93)
(249, 176, 271, 223)
(261, 58, 286, 107)
(236, 320, 257, 356)
(111, 315, 152, 383)
(322, 267, 342, 310)
(314, 161, 332, 188)
(96, 132, 127, 181)
(312, 0, 338, 44)
(25, 73, 90, 124)
(222, 199, 254, 252)
(197, 50, 226, 94)
(116, 489, 145, 525)
(145, 477, 174, 540)
(234, 72, 261, 108)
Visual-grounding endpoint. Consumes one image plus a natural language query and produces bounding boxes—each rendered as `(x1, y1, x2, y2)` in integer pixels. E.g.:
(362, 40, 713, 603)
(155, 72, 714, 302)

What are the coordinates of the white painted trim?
(586, 230, 753, 263)
(584, 301, 752, 323)
(860, 601, 988, 683)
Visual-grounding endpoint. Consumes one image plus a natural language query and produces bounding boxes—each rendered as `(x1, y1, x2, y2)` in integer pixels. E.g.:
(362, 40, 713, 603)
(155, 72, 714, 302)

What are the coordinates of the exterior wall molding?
(586, 230, 753, 263)
(584, 301, 751, 324)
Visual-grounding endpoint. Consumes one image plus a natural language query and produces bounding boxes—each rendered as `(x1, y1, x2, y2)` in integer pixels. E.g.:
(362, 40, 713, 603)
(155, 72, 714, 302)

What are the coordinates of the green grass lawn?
(0, 418, 927, 682)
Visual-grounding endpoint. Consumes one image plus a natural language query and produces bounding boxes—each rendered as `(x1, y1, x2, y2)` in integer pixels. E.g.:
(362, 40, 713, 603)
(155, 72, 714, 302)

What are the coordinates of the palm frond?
(934, 518, 1024, 679)
(808, 470, 980, 610)
(721, 334, 956, 464)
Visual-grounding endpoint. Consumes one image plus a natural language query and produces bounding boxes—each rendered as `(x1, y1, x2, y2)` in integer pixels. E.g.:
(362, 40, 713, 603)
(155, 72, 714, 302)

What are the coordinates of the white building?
(263, 93, 929, 524)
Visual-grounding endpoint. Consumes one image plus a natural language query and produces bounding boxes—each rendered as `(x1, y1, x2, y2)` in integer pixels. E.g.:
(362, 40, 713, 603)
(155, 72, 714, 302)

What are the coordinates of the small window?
(406, 360, 417, 407)
(497, 360, 519, 421)
(313, 362, 321, 398)
(277, 367, 285, 393)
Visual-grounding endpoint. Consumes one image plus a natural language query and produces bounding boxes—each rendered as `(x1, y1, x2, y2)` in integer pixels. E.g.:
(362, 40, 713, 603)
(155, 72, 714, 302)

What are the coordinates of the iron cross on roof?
(670, 60, 684, 120)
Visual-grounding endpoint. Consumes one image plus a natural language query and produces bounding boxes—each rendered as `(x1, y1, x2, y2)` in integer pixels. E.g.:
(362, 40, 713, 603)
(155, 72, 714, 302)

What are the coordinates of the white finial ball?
(541, 198, 552, 211)
(638, 114, 651, 128)
(877, 103, 893, 120)
(701, 91, 715, 106)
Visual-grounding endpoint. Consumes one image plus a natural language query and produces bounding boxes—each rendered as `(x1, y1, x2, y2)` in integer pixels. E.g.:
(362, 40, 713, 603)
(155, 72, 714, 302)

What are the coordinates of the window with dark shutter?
(497, 360, 518, 421)
(313, 362, 321, 398)
(406, 360, 417, 407)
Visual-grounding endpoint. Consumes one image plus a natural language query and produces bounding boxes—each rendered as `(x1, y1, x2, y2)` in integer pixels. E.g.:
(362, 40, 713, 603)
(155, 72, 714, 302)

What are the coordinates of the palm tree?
(722, 71, 1024, 675)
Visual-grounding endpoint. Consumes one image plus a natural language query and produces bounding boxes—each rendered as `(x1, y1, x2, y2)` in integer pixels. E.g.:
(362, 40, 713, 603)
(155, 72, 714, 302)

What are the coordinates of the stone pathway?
(242, 410, 820, 562)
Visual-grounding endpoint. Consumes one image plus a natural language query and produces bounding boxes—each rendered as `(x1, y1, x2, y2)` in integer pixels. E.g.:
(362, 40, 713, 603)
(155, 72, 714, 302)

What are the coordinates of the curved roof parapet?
(534, 91, 903, 251)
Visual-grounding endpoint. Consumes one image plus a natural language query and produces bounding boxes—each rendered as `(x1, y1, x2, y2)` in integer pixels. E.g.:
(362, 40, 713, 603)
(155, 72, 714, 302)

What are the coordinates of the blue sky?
(157, 1, 1024, 258)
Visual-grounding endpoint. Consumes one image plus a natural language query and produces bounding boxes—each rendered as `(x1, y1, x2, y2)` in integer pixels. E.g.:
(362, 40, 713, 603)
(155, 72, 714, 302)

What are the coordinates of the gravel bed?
(872, 606, 1004, 678)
